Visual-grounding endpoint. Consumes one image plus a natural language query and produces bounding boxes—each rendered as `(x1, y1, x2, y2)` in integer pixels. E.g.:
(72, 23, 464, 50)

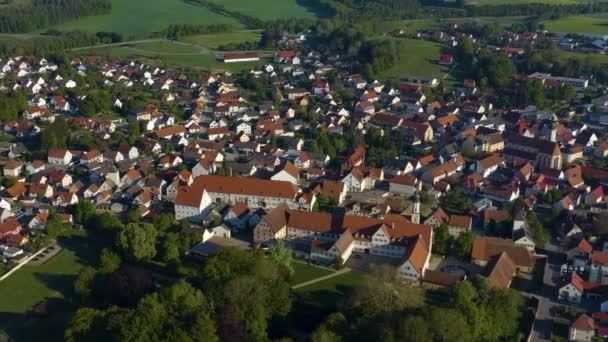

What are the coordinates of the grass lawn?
(182, 31, 261, 49)
(544, 14, 608, 34)
(215, 0, 318, 20)
(294, 270, 366, 303)
(376, 38, 451, 80)
(46, 0, 241, 39)
(0, 233, 99, 341)
(291, 261, 335, 285)
(289, 270, 366, 333)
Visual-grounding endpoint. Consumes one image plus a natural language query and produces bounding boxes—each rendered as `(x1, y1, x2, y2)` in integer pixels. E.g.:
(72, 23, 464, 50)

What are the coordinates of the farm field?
(47, 0, 241, 39)
(376, 39, 451, 80)
(215, 0, 318, 20)
(544, 14, 608, 34)
(182, 31, 261, 49)
(79, 41, 265, 72)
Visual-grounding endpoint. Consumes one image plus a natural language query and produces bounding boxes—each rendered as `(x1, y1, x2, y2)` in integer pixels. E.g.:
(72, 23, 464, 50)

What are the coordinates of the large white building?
(174, 175, 314, 220)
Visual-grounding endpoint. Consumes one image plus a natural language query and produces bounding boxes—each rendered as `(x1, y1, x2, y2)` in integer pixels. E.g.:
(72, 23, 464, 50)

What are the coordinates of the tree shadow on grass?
(33, 272, 78, 300)
(55, 234, 102, 269)
(0, 298, 75, 342)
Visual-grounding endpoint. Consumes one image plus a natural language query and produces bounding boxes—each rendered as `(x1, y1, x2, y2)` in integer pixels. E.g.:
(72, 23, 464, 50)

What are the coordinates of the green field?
(182, 31, 261, 49)
(0, 235, 97, 341)
(78, 41, 265, 72)
(468, 0, 578, 5)
(44, 0, 321, 39)
(544, 14, 608, 34)
(291, 261, 335, 285)
(132, 41, 208, 54)
(377, 38, 451, 80)
(557, 50, 608, 64)
(47, 0, 241, 39)
(216, 0, 317, 20)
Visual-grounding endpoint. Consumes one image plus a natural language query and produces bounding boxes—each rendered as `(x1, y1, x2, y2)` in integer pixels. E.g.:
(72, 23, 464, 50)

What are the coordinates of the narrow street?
(529, 244, 565, 341)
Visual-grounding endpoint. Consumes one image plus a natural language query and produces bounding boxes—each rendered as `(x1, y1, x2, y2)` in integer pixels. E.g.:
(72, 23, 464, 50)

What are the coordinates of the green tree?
(73, 200, 96, 225)
(398, 315, 432, 342)
(118, 223, 158, 261)
(64, 307, 105, 342)
(161, 232, 181, 263)
(348, 265, 425, 316)
(454, 231, 475, 259)
(269, 240, 294, 276)
(528, 211, 548, 248)
(126, 208, 141, 223)
(74, 266, 97, 301)
(433, 224, 451, 255)
(99, 248, 122, 274)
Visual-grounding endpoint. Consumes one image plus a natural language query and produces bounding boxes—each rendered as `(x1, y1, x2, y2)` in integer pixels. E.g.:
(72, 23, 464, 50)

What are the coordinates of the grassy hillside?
(544, 14, 608, 34)
(47, 0, 241, 39)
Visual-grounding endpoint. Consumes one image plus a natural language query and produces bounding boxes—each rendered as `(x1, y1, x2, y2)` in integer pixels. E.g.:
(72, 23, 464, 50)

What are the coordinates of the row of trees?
(0, 31, 105, 57)
(0, 0, 111, 33)
(466, 2, 608, 19)
(163, 23, 234, 40)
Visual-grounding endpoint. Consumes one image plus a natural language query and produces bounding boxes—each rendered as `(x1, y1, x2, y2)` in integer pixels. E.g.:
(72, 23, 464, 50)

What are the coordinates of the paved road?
(70, 38, 275, 58)
(71, 38, 212, 55)
(529, 245, 565, 341)
(292, 268, 350, 290)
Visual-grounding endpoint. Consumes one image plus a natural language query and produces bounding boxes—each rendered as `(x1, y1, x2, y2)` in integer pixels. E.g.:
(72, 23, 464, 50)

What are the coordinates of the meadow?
(215, 0, 318, 20)
(181, 31, 261, 49)
(47, 0, 241, 39)
(376, 38, 451, 80)
(543, 14, 608, 34)
(44, 0, 320, 39)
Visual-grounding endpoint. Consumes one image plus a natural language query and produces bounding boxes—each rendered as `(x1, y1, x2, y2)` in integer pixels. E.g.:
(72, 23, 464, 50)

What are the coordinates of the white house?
(474, 154, 505, 178)
(174, 186, 212, 221)
(558, 272, 584, 304)
(270, 162, 299, 185)
(48, 149, 72, 165)
(389, 175, 421, 195)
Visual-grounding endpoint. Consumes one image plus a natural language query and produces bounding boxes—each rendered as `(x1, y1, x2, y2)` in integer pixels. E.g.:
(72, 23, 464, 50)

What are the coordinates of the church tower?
(411, 193, 421, 224)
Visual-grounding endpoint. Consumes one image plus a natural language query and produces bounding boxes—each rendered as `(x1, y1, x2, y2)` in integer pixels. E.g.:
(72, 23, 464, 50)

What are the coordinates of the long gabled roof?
(191, 175, 300, 199)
